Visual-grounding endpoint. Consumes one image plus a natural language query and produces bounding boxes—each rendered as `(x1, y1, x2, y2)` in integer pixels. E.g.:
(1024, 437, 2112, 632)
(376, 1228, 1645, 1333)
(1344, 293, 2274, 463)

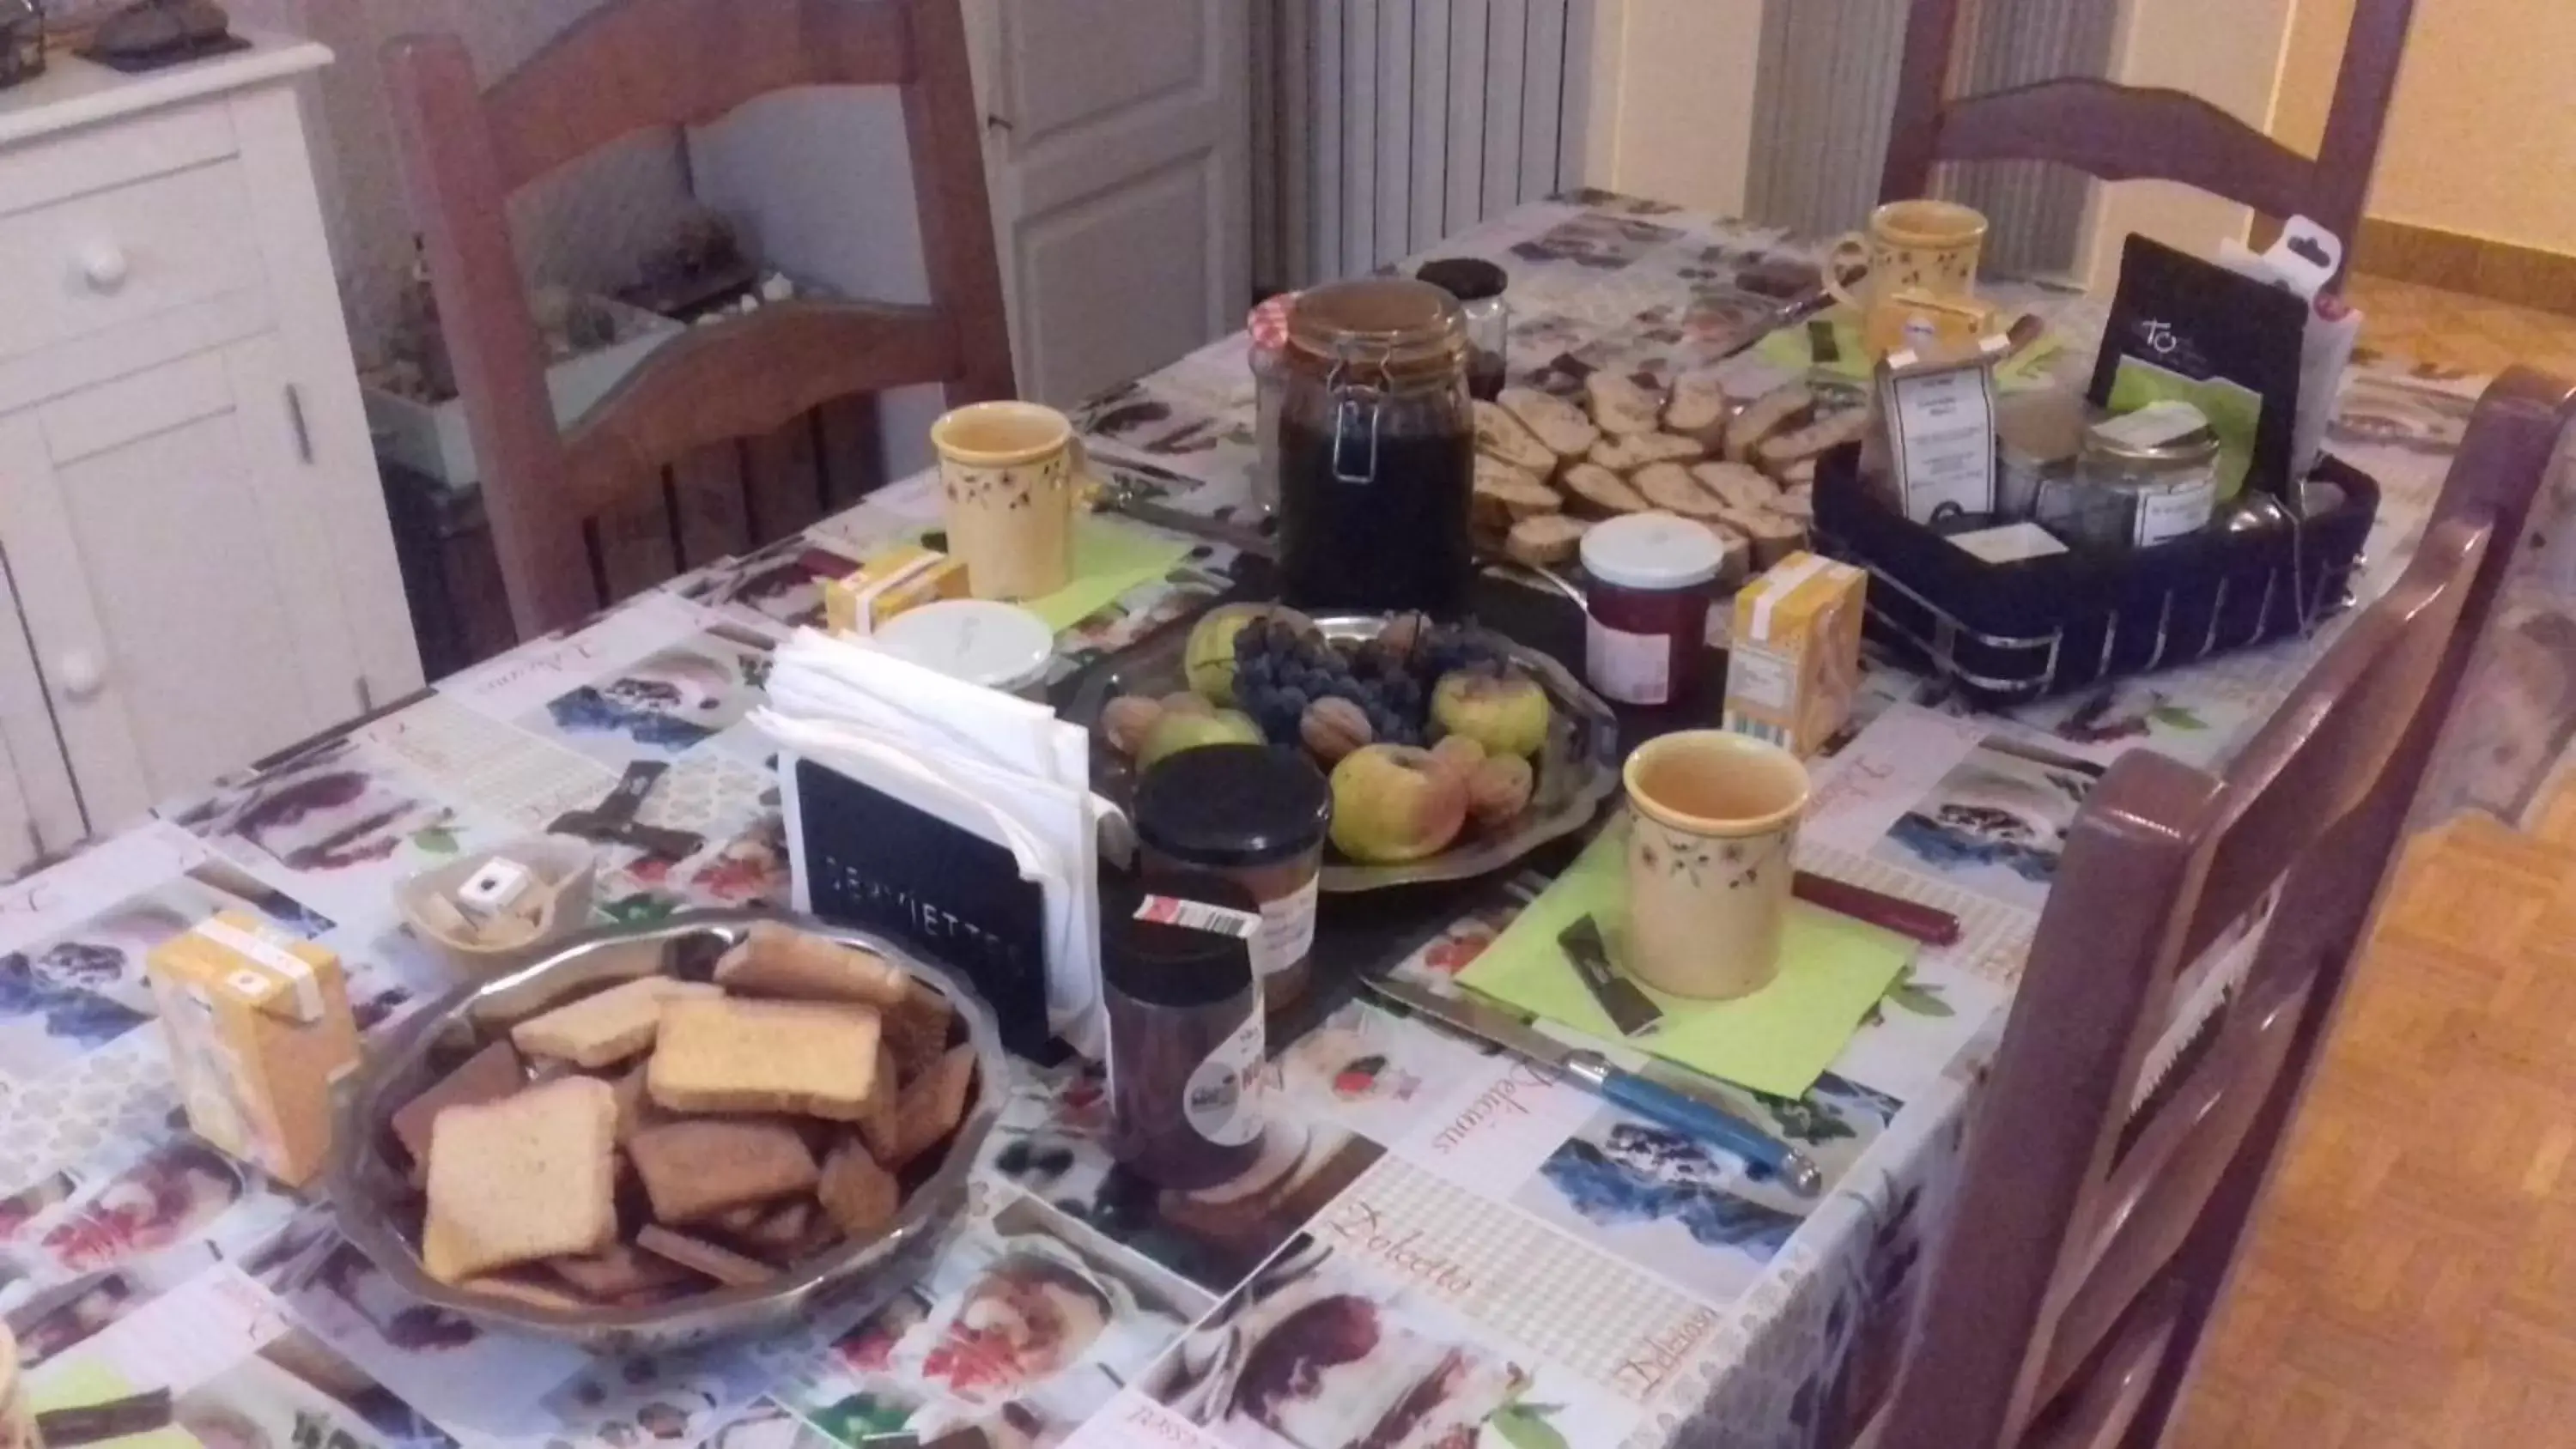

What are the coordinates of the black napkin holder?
(787, 756, 1053, 1057)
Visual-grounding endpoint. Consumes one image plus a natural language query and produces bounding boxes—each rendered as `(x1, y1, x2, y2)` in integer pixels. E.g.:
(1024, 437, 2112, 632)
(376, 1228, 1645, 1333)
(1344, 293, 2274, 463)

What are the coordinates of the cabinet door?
(0, 530, 82, 855)
(0, 337, 365, 828)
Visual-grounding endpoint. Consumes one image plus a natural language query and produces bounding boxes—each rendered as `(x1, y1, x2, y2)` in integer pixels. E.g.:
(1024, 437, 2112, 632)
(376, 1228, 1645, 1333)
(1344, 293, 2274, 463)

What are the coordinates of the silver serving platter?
(1066, 609, 1621, 891)
(326, 912, 1005, 1355)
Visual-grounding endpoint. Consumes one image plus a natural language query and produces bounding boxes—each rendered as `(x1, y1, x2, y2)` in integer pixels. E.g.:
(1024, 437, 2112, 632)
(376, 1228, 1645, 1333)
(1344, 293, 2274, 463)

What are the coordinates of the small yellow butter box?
(145, 911, 361, 1187)
(823, 544, 969, 637)
(1724, 552, 1868, 757)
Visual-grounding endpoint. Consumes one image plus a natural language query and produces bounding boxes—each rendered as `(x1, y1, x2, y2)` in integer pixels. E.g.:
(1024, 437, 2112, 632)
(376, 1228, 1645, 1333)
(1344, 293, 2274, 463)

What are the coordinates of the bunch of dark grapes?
(1407, 622, 1510, 681)
(1234, 618, 1430, 749)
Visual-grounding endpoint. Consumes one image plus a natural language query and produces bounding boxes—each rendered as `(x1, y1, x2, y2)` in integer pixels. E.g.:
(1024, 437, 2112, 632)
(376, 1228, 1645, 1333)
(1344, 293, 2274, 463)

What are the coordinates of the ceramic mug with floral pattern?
(1620, 729, 1811, 999)
(931, 400, 1080, 600)
(1823, 199, 1990, 359)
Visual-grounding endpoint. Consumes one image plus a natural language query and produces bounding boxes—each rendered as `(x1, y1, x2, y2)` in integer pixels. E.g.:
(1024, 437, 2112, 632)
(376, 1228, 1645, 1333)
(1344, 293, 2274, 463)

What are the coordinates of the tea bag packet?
(2087, 235, 2306, 502)
(2218, 216, 2361, 484)
(1863, 332, 2009, 525)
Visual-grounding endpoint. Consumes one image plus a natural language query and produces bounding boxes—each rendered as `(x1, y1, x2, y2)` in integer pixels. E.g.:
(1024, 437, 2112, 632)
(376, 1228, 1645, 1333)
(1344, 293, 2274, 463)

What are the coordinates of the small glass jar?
(1132, 743, 1332, 1013)
(2063, 401, 2222, 549)
(1277, 278, 1477, 615)
(1103, 869, 1267, 1189)
(1248, 294, 1295, 517)
(1414, 258, 1510, 401)
(1579, 513, 1726, 707)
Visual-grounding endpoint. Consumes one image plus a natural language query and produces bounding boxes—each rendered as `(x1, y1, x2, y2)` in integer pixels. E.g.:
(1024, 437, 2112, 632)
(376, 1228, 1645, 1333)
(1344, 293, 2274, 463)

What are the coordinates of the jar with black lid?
(1277, 277, 1476, 616)
(1103, 870, 1267, 1189)
(1414, 258, 1510, 401)
(1132, 743, 1331, 1013)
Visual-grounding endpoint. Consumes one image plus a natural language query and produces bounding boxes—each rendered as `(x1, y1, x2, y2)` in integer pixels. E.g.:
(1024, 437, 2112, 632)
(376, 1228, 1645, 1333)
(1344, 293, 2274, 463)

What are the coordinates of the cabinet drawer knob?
(55, 650, 104, 700)
(76, 243, 131, 294)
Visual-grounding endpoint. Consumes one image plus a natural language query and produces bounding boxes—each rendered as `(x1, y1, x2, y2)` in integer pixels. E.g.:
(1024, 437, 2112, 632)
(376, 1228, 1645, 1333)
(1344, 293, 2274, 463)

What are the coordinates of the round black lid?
(1415, 257, 1508, 302)
(1103, 870, 1260, 1008)
(1133, 744, 1332, 869)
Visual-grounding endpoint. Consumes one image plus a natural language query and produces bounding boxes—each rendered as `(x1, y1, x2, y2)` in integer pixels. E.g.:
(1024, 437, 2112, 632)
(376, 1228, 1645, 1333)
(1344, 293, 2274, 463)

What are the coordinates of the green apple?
(1139, 708, 1263, 770)
(1430, 671, 1553, 759)
(1328, 745, 1469, 863)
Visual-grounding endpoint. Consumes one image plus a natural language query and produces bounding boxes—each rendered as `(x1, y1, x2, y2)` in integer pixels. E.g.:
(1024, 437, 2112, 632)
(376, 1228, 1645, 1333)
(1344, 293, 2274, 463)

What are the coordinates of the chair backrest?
(1878, 0, 2419, 280)
(1879, 367, 2576, 1449)
(386, 0, 1014, 640)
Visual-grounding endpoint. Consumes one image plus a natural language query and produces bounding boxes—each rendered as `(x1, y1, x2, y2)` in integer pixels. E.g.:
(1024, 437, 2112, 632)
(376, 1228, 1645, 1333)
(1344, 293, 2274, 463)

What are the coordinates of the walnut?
(1299, 698, 1374, 764)
(1466, 755, 1535, 828)
(1101, 695, 1166, 757)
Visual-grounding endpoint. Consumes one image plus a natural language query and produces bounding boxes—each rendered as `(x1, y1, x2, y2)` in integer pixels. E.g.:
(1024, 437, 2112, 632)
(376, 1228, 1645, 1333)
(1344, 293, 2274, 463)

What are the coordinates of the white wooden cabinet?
(0, 34, 421, 847)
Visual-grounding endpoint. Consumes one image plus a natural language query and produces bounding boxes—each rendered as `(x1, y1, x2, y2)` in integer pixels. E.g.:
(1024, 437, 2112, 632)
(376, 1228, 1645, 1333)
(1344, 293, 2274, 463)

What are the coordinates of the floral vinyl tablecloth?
(0, 193, 2553, 1449)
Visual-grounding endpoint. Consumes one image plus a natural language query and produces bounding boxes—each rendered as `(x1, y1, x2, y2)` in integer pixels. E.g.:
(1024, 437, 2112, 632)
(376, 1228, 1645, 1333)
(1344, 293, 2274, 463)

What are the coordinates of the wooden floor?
(2172, 799, 2576, 1446)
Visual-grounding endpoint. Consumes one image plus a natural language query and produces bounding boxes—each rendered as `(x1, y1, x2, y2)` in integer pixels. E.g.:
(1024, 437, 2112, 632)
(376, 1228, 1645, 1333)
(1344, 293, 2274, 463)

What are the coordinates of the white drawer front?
(0, 159, 263, 365)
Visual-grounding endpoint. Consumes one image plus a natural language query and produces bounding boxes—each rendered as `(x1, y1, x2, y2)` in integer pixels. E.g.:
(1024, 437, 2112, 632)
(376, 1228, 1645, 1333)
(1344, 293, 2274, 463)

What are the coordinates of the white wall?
(1579, 0, 1766, 215)
(2074, 0, 2301, 288)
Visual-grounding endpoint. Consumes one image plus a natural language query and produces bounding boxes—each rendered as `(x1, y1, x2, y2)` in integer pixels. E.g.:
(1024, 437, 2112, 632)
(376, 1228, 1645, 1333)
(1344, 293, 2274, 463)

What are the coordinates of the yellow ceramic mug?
(930, 401, 1080, 600)
(1621, 730, 1811, 1000)
(1824, 198, 1990, 358)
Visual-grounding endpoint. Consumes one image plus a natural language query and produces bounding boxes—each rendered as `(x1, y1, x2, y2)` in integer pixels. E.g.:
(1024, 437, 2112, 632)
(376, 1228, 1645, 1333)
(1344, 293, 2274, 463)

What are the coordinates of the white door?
(0, 337, 367, 828)
(971, 0, 1252, 406)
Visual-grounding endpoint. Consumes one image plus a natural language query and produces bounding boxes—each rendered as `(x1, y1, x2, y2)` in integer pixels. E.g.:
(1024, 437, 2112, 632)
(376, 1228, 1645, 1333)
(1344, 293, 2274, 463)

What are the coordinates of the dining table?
(0, 191, 2561, 1449)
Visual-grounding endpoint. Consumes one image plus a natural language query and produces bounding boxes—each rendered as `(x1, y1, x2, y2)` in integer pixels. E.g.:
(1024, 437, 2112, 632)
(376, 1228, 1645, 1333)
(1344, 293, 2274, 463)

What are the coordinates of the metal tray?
(1064, 611, 1621, 891)
(325, 912, 1005, 1354)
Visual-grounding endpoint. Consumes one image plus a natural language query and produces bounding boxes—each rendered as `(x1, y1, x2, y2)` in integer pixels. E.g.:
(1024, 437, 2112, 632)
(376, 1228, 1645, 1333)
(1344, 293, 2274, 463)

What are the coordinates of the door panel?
(0, 540, 78, 862)
(0, 735, 32, 880)
(1005, 0, 1206, 143)
(1018, 159, 1218, 413)
(0, 342, 358, 828)
(982, 0, 1250, 406)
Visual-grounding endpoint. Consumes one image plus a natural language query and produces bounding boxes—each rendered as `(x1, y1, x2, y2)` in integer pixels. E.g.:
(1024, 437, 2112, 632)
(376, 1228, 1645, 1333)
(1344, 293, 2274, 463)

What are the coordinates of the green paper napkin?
(1755, 307, 2066, 392)
(1021, 516, 1194, 632)
(1457, 815, 1913, 1098)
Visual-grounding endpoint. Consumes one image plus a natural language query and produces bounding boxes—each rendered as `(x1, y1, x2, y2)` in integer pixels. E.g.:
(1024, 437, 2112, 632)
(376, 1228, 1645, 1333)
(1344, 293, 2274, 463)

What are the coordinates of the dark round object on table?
(1414, 257, 1508, 302)
(1133, 744, 1332, 870)
(1101, 870, 1261, 1009)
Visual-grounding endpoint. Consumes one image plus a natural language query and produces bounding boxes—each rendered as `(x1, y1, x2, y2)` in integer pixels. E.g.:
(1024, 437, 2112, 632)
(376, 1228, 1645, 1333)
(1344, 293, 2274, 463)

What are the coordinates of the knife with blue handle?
(1366, 976, 1823, 1197)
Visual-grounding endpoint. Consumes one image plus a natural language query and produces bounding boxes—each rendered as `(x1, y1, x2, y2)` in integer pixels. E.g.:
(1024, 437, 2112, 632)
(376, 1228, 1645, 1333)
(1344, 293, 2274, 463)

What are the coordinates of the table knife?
(1092, 463, 1276, 557)
(1367, 976, 1822, 1196)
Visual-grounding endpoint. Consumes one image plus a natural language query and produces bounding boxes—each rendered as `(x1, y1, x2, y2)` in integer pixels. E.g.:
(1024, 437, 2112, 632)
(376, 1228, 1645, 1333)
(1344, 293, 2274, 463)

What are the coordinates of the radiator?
(1255, 0, 1595, 293)
(1745, 0, 2117, 280)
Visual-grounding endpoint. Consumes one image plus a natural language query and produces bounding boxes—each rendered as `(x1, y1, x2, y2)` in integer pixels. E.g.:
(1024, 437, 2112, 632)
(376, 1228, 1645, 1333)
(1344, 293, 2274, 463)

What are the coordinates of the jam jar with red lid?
(1579, 512, 1728, 707)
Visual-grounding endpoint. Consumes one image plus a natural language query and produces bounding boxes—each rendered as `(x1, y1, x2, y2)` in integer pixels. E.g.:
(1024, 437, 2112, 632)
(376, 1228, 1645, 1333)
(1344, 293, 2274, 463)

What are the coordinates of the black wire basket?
(1811, 443, 2378, 706)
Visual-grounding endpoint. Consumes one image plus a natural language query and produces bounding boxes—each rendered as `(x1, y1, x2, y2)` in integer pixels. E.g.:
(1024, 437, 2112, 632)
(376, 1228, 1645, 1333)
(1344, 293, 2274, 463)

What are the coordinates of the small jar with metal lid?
(1278, 277, 1477, 615)
(1415, 258, 1510, 401)
(1103, 869, 1267, 1189)
(2055, 399, 2224, 549)
(1133, 743, 1333, 1013)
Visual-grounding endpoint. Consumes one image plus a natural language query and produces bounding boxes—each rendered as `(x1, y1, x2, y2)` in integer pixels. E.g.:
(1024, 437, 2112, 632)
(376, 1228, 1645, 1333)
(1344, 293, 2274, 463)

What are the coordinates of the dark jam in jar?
(1276, 277, 1478, 617)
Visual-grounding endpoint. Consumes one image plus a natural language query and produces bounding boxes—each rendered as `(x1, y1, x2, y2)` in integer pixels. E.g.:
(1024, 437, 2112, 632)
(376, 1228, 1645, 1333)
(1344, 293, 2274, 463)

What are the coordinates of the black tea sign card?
(791, 757, 1051, 1057)
(2089, 234, 2307, 499)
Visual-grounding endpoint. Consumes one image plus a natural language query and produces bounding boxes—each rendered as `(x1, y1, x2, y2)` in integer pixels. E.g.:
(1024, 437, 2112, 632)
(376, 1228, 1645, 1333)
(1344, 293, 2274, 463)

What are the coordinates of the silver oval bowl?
(325, 910, 1005, 1354)
(1066, 610, 1621, 891)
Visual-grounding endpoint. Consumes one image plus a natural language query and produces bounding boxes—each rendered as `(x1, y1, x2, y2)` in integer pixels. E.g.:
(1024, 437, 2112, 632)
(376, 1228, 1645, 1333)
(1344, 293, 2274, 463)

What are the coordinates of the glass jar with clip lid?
(1275, 277, 1477, 616)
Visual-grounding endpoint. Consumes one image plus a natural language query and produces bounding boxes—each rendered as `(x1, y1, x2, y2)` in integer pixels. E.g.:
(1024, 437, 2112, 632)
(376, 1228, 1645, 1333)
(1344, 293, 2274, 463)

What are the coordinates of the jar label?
(2133, 473, 2217, 546)
(1184, 1010, 1266, 1147)
(1250, 874, 1320, 980)
(1587, 615, 1673, 706)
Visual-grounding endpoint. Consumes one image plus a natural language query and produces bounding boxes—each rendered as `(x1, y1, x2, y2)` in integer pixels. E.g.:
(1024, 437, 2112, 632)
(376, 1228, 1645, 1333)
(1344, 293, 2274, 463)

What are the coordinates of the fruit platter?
(1065, 603, 1620, 891)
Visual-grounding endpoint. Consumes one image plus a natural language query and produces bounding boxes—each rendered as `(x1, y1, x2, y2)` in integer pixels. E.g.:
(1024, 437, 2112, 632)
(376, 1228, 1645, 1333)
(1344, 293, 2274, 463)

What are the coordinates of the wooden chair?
(386, 0, 1014, 640)
(1879, 0, 2419, 281)
(1877, 367, 2576, 1449)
